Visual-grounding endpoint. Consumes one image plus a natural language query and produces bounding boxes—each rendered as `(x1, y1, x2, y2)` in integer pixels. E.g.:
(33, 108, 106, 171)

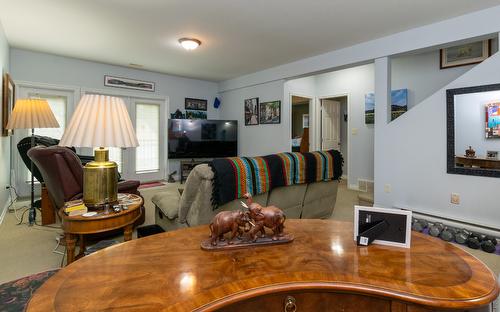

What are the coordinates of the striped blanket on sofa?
(209, 150, 343, 208)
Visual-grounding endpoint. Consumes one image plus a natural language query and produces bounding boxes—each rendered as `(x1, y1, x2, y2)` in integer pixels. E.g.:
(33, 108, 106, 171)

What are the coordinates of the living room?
(0, 1, 500, 311)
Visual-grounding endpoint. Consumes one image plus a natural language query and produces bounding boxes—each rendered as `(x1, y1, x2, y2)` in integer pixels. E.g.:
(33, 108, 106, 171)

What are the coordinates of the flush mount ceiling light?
(179, 38, 201, 50)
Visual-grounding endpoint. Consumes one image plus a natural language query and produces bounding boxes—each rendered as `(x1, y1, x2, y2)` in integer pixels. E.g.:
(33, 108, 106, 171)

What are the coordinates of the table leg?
(76, 234, 86, 259)
(66, 233, 76, 265)
(124, 224, 133, 241)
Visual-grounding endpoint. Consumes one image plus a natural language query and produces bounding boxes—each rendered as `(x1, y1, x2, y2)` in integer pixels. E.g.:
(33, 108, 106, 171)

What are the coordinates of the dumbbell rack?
(412, 218, 499, 254)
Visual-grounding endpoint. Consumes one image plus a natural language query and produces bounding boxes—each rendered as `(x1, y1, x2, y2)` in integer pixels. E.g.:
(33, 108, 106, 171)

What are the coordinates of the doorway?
(320, 96, 348, 176)
(291, 95, 311, 152)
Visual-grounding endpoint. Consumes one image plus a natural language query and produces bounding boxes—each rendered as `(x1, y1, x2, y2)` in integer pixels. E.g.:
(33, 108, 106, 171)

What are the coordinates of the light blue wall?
(10, 48, 220, 178)
(11, 49, 219, 119)
(219, 80, 287, 157)
(375, 51, 500, 228)
(0, 22, 10, 221)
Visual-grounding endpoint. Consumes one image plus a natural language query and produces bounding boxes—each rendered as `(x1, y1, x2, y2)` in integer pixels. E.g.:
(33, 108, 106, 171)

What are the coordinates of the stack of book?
(64, 200, 88, 216)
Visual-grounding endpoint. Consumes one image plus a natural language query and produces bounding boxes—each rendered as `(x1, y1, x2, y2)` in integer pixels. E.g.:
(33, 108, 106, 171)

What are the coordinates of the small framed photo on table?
(354, 206, 412, 248)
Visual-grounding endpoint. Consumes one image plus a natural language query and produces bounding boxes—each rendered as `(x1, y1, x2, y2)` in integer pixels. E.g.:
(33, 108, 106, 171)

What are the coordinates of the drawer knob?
(284, 296, 297, 312)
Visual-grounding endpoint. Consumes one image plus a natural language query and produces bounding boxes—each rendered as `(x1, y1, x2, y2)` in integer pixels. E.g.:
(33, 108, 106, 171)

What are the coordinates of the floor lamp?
(6, 99, 59, 226)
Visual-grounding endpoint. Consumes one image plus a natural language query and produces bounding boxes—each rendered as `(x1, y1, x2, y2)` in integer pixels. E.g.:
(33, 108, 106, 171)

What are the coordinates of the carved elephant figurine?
(243, 193, 286, 241)
(209, 210, 249, 246)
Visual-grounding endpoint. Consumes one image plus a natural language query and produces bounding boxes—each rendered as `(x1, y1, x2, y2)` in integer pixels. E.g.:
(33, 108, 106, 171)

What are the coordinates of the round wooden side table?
(59, 194, 143, 265)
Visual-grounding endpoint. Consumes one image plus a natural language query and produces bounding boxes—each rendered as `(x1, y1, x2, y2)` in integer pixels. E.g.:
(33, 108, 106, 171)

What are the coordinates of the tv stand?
(180, 160, 204, 184)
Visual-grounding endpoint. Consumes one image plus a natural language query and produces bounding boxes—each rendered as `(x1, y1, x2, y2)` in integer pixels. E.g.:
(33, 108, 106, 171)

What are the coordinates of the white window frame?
(13, 82, 79, 197)
(80, 88, 168, 183)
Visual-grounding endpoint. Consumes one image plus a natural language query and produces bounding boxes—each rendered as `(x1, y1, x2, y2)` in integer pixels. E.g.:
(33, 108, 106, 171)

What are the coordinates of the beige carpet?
(0, 181, 498, 284)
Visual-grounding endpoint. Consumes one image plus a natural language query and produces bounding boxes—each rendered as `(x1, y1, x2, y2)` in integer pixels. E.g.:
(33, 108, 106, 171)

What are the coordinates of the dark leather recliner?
(27, 146, 145, 225)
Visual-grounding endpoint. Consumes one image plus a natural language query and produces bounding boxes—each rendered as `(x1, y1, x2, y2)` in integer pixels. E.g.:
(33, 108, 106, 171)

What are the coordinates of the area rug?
(138, 181, 165, 189)
(0, 269, 59, 312)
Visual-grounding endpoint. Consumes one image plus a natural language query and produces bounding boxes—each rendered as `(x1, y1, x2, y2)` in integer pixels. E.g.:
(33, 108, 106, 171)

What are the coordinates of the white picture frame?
(354, 205, 412, 249)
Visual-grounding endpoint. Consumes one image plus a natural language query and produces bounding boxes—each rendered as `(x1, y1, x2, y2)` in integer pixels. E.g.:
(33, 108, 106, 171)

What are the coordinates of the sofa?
(153, 164, 339, 231)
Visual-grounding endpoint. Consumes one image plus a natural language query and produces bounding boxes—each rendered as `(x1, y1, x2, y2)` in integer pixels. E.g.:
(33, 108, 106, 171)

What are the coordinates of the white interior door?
(321, 99, 341, 150)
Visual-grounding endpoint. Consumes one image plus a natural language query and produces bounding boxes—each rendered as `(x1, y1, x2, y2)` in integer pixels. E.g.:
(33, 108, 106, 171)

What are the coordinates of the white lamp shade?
(59, 94, 139, 148)
(6, 98, 60, 129)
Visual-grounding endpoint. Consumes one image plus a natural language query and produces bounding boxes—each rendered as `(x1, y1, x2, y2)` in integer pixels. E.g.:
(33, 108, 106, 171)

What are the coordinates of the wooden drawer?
(218, 291, 391, 312)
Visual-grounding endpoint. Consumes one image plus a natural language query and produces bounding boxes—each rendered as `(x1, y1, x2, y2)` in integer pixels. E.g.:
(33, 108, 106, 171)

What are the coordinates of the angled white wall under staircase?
(375, 50, 500, 228)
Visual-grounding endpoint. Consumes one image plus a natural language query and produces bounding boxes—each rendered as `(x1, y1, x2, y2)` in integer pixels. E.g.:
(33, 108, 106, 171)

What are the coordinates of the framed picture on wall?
(244, 97, 259, 125)
(259, 100, 281, 124)
(485, 102, 500, 139)
(364, 93, 375, 124)
(391, 89, 408, 121)
(185, 98, 208, 111)
(440, 40, 491, 69)
(104, 75, 155, 92)
(302, 114, 309, 128)
(186, 110, 207, 119)
(2, 73, 15, 136)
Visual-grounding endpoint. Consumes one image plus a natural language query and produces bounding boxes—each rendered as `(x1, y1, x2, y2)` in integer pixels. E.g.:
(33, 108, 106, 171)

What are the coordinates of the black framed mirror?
(447, 83, 500, 178)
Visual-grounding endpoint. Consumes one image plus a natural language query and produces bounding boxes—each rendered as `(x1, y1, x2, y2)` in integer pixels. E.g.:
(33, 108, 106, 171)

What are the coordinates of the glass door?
(129, 98, 165, 182)
(79, 90, 166, 182)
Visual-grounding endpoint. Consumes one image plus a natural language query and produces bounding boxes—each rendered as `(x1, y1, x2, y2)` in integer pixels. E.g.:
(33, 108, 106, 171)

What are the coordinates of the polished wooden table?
(58, 194, 143, 265)
(27, 220, 498, 311)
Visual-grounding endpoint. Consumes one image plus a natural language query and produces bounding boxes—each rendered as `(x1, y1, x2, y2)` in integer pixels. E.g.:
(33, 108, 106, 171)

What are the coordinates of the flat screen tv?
(168, 119, 238, 159)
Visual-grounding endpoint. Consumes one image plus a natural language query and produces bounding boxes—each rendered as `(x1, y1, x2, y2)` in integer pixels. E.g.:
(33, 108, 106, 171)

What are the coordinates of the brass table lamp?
(59, 95, 139, 207)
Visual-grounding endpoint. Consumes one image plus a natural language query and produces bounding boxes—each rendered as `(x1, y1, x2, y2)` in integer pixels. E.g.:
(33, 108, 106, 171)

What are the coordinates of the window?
(108, 147, 123, 173)
(135, 103, 160, 173)
(27, 94, 67, 182)
(32, 94, 66, 139)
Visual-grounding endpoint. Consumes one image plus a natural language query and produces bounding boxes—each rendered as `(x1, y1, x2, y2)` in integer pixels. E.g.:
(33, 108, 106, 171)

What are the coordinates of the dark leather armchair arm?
(118, 180, 141, 196)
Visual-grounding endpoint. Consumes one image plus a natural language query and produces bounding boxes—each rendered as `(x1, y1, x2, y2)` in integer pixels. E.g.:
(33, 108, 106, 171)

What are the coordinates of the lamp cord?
(28, 128, 36, 226)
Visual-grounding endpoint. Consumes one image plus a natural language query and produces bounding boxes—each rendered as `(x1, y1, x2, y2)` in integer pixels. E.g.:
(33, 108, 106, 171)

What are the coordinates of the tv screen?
(168, 119, 238, 159)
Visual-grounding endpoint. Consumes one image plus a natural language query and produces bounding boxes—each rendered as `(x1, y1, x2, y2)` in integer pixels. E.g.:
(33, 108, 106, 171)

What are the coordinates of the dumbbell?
(411, 219, 428, 232)
(466, 233, 482, 249)
(428, 222, 444, 237)
(439, 227, 457, 242)
(480, 236, 498, 253)
(454, 229, 472, 245)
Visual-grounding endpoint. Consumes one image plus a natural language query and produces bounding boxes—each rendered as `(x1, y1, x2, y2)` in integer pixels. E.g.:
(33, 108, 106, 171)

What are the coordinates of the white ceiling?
(1, 0, 499, 81)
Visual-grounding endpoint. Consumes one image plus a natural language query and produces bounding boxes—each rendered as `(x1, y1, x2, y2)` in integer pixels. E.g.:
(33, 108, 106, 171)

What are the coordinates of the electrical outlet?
(451, 193, 460, 205)
(351, 128, 358, 135)
(384, 184, 391, 193)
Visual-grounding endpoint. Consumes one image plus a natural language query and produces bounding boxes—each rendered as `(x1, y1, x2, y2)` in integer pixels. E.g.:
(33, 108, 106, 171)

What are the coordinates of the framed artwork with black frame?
(447, 83, 500, 178)
(244, 97, 259, 126)
(2, 73, 15, 136)
(104, 75, 155, 92)
(185, 98, 207, 111)
(259, 100, 281, 124)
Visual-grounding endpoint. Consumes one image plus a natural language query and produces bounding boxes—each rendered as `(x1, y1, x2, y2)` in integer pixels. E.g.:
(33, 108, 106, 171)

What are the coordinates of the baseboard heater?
(396, 207, 500, 237)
